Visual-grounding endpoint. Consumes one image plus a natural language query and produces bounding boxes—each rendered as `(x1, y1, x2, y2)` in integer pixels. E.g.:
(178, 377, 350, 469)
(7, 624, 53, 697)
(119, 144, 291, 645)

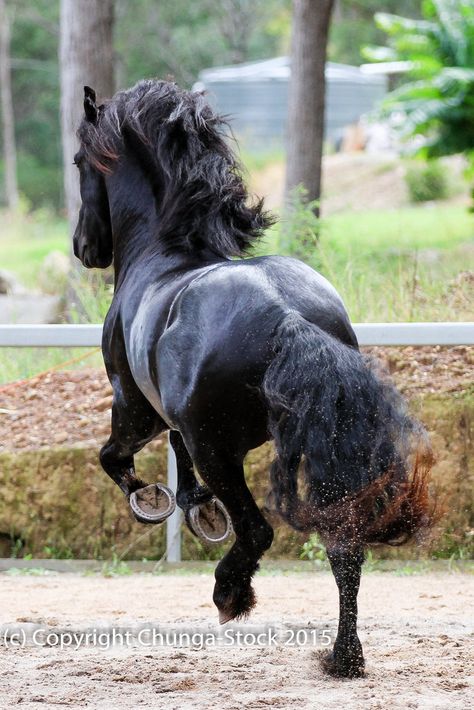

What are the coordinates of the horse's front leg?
(187, 445, 273, 622)
(322, 545, 365, 678)
(99, 379, 173, 523)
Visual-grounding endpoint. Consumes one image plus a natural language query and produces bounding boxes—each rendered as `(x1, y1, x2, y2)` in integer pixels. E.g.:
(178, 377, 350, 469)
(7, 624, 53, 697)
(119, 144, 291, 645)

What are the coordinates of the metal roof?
(198, 57, 386, 86)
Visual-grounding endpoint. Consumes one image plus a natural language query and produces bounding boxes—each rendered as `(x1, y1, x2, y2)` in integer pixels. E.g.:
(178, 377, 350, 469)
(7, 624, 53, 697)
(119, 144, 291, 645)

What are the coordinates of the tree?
(0, 0, 19, 209)
(363, 1, 474, 165)
(7, 0, 288, 211)
(206, 0, 260, 64)
(285, 0, 335, 214)
(115, 0, 288, 88)
(59, 0, 115, 246)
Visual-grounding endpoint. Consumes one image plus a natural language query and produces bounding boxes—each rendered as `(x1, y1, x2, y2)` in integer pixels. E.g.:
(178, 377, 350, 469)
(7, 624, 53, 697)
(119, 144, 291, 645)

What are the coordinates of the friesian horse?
(73, 80, 435, 678)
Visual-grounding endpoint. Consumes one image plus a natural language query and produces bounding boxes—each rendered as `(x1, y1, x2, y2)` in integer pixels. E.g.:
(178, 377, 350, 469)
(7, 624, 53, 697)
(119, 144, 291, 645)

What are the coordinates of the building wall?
(199, 62, 387, 151)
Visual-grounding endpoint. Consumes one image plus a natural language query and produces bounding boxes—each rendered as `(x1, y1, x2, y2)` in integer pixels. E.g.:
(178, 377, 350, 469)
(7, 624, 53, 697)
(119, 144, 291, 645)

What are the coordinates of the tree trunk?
(59, 0, 115, 250)
(0, 0, 19, 210)
(285, 0, 334, 214)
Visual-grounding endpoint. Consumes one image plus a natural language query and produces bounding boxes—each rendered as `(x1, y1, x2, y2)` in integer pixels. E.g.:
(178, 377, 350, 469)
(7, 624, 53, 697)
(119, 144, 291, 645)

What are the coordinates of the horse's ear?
(84, 85, 98, 124)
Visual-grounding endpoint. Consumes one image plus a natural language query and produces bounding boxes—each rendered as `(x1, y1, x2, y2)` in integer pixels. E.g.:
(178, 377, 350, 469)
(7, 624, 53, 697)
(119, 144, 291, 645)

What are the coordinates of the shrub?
(280, 185, 320, 262)
(405, 160, 449, 203)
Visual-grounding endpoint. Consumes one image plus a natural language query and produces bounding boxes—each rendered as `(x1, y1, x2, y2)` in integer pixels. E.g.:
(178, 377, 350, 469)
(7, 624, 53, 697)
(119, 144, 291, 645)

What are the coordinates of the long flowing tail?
(262, 311, 437, 547)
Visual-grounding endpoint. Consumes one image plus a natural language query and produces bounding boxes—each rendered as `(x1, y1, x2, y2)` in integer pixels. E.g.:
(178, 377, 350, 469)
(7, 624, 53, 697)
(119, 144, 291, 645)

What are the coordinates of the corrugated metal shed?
(195, 57, 387, 149)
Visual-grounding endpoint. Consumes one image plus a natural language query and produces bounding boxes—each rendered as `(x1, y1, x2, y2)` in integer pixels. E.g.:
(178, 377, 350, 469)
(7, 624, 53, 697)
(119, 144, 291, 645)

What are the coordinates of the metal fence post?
(166, 432, 182, 562)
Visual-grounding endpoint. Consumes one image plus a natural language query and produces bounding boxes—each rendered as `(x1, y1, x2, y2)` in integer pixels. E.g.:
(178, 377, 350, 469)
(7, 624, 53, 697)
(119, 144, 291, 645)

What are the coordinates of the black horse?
(73, 80, 434, 678)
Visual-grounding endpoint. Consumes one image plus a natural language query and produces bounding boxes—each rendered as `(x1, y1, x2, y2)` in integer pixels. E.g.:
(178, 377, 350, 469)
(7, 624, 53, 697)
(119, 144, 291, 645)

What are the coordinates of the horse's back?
(156, 256, 357, 439)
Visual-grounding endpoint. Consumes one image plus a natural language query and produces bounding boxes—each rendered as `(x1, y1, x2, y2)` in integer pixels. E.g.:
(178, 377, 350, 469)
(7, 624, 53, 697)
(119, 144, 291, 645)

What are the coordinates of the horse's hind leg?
(321, 545, 365, 678)
(170, 431, 232, 544)
(169, 430, 212, 509)
(188, 444, 273, 622)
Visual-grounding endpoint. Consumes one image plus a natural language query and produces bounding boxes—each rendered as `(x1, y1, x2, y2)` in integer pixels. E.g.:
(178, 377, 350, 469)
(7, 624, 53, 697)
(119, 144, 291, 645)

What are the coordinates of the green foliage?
(430, 528, 474, 560)
(101, 553, 133, 578)
(364, 1, 474, 166)
(280, 186, 320, 262)
(43, 545, 74, 560)
(116, 0, 289, 89)
(9, 0, 61, 209)
(16, 153, 62, 210)
(329, 0, 422, 66)
(6, 566, 55, 576)
(300, 534, 327, 563)
(405, 159, 450, 202)
(363, 549, 380, 572)
(69, 271, 114, 324)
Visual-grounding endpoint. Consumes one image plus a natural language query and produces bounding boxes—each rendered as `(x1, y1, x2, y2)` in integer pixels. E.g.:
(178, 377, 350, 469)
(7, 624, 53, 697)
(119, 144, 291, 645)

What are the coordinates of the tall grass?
(256, 203, 474, 322)
(69, 270, 113, 323)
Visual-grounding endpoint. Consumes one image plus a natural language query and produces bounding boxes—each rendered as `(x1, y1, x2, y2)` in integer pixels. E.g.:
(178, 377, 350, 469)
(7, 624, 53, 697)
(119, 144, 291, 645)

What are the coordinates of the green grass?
(256, 204, 474, 322)
(318, 205, 474, 322)
(238, 146, 285, 174)
(0, 347, 103, 384)
(0, 205, 68, 286)
(322, 205, 473, 258)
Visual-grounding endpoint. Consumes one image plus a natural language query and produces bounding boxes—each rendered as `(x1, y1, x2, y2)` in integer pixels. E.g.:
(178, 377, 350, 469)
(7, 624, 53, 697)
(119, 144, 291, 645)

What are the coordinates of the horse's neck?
(107, 158, 225, 285)
(110, 207, 222, 290)
(106, 161, 157, 278)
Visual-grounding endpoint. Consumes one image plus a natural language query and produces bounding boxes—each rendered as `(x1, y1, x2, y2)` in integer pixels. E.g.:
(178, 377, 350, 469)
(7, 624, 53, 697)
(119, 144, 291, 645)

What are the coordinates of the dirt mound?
(249, 153, 468, 213)
(0, 347, 471, 454)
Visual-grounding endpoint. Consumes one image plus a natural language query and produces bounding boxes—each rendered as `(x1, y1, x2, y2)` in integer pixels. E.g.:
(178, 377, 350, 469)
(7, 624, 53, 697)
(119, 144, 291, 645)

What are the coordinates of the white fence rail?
(0, 322, 473, 347)
(1, 321, 473, 562)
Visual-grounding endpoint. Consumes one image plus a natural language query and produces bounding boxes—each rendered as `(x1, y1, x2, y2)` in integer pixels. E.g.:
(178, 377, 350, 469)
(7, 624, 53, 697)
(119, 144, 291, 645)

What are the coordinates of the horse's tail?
(262, 311, 437, 547)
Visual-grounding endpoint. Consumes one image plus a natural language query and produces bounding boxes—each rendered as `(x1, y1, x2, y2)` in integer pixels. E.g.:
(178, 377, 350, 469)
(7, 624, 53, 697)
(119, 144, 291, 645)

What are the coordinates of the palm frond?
(374, 13, 437, 37)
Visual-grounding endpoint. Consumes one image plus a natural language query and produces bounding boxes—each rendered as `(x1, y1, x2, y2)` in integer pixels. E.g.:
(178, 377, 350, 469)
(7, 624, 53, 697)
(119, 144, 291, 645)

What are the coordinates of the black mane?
(78, 79, 274, 258)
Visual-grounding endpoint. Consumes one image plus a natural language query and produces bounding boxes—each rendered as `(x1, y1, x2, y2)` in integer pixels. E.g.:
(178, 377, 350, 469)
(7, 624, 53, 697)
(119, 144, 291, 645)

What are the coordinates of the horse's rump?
(263, 311, 437, 546)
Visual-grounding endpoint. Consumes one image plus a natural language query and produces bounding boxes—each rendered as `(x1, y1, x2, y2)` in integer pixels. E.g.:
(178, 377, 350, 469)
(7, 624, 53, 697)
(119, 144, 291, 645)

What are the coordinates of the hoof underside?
(129, 483, 176, 524)
(186, 498, 233, 544)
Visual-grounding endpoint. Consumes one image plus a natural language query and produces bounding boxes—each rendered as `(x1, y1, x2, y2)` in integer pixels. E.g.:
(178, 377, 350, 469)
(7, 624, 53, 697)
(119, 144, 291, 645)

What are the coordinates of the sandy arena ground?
(0, 570, 472, 709)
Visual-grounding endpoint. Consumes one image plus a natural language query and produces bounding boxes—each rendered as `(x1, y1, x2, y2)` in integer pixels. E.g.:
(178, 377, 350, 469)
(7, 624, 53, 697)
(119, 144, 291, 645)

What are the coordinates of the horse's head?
(72, 87, 113, 269)
(72, 80, 273, 263)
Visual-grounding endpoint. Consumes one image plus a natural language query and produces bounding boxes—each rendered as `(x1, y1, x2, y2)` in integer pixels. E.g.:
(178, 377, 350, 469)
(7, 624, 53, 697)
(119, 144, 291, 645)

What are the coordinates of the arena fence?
(0, 322, 473, 347)
(1, 321, 473, 561)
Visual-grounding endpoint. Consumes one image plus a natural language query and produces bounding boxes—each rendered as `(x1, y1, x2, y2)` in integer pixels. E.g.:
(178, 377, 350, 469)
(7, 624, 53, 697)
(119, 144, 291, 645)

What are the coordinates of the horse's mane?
(78, 79, 274, 258)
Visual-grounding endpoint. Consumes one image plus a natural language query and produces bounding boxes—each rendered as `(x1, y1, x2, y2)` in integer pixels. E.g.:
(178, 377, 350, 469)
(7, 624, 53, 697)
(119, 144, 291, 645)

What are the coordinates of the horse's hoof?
(186, 497, 232, 544)
(129, 483, 176, 524)
(320, 650, 365, 679)
(218, 609, 234, 625)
